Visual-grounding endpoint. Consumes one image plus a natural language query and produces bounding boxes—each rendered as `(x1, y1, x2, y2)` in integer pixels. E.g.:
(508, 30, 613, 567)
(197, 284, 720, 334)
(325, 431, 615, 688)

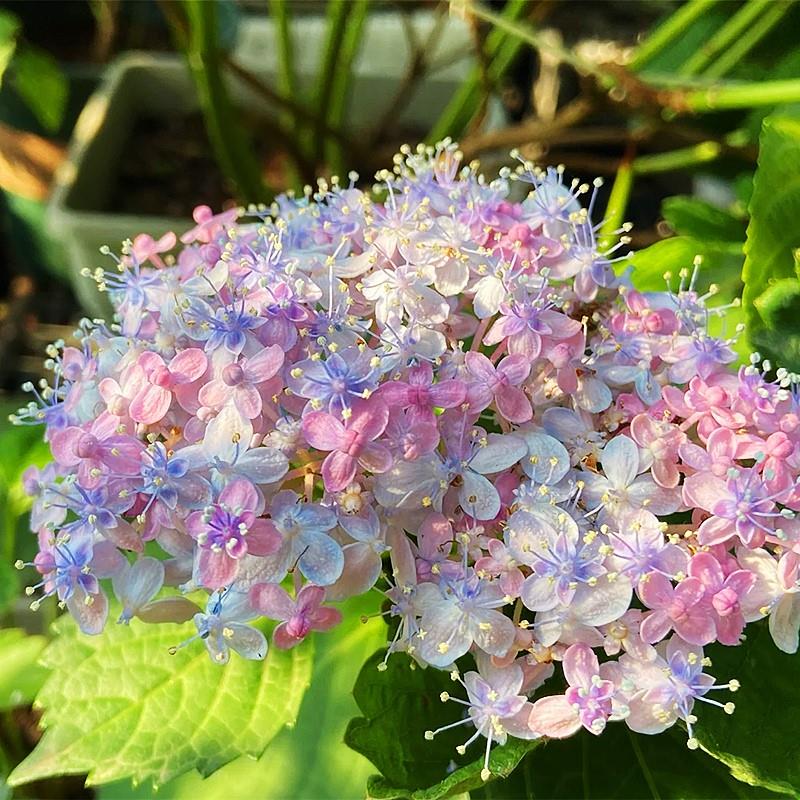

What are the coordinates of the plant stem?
(678, 79, 800, 111)
(459, 97, 592, 159)
(427, 0, 530, 143)
(464, 1, 615, 88)
(326, 0, 369, 177)
(599, 142, 635, 252)
(679, 0, 771, 77)
(267, 0, 301, 190)
(268, 0, 297, 104)
(702, 0, 795, 79)
(312, 0, 351, 170)
(628, 0, 718, 72)
(371, 2, 448, 147)
(181, 0, 269, 203)
(632, 140, 721, 174)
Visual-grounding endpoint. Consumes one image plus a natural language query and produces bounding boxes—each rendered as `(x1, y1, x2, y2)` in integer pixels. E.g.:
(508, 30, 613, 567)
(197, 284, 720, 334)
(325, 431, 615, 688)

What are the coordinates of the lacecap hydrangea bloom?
(13, 141, 800, 782)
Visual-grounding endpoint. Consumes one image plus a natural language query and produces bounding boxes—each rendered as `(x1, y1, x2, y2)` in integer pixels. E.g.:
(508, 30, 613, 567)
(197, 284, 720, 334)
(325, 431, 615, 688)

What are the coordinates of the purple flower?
(187, 479, 281, 590)
(259, 490, 342, 586)
(286, 347, 380, 414)
(249, 583, 342, 649)
(416, 569, 516, 667)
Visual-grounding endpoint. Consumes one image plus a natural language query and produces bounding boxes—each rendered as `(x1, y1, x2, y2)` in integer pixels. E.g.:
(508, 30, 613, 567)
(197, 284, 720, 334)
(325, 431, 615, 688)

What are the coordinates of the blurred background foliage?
(2, 1, 800, 798)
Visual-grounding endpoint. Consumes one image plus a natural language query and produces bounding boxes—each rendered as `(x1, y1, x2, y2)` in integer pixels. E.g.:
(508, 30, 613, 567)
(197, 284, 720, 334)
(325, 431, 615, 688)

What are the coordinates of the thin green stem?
(680, 78, 800, 111)
(267, 0, 300, 189)
(599, 144, 635, 252)
(268, 0, 297, 103)
(581, 734, 590, 800)
(702, 0, 795, 79)
(466, 1, 616, 88)
(629, 0, 718, 72)
(180, 0, 269, 203)
(312, 0, 351, 169)
(632, 141, 721, 174)
(427, 0, 529, 142)
(679, 0, 771, 77)
(628, 729, 662, 800)
(326, 0, 369, 177)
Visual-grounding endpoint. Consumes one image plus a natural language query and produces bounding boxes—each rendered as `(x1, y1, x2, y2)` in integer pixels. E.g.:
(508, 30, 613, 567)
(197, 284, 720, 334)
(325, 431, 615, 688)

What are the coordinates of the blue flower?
(173, 589, 267, 664)
(286, 346, 379, 413)
(260, 490, 342, 585)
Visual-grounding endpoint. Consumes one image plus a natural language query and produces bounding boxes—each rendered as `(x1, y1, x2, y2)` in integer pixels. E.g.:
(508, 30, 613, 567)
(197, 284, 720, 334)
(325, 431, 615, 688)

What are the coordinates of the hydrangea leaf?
(696, 621, 800, 797)
(8, 614, 312, 789)
(365, 737, 539, 800)
(10, 45, 68, 134)
(0, 629, 49, 710)
(661, 196, 746, 243)
(741, 113, 800, 369)
(97, 593, 387, 800)
(749, 277, 800, 370)
(346, 651, 541, 797)
(468, 724, 788, 799)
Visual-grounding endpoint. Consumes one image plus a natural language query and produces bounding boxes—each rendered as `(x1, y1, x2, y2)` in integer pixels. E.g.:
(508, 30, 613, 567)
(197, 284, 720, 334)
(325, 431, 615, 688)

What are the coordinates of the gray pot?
(48, 13, 483, 316)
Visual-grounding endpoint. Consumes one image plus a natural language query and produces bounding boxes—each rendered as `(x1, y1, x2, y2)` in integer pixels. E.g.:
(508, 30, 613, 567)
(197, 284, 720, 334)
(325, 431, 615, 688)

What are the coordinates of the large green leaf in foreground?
(98, 592, 387, 800)
(0, 628, 49, 710)
(697, 621, 800, 797)
(9, 614, 312, 788)
(742, 113, 800, 370)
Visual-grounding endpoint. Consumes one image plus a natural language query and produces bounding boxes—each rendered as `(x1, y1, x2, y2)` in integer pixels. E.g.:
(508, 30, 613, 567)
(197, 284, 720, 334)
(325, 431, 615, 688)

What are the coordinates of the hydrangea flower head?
(13, 142, 795, 771)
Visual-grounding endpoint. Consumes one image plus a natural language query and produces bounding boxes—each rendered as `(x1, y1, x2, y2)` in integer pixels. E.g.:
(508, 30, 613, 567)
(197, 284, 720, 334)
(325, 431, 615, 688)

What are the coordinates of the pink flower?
(678, 427, 743, 478)
(249, 583, 342, 649)
(50, 412, 143, 487)
(303, 399, 392, 492)
(739, 431, 795, 493)
(529, 643, 615, 738)
(475, 538, 524, 598)
(465, 351, 532, 423)
(127, 348, 208, 425)
(683, 468, 789, 548)
(638, 572, 715, 646)
(186, 479, 280, 590)
(379, 361, 465, 424)
(629, 413, 685, 488)
(483, 302, 581, 360)
(609, 290, 679, 337)
(662, 375, 743, 439)
(413, 513, 460, 582)
(180, 205, 239, 244)
(688, 552, 755, 645)
(198, 345, 284, 419)
(383, 409, 439, 460)
(130, 231, 176, 268)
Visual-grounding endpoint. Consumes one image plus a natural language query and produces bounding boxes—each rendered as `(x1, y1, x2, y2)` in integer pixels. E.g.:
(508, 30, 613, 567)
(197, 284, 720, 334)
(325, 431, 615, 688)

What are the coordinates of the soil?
(108, 112, 430, 218)
(109, 113, 243, 218)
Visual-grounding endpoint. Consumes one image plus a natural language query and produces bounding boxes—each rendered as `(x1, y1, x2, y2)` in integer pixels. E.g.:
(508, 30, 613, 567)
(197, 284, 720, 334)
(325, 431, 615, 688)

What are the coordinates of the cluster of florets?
(13, 141, 800, 781)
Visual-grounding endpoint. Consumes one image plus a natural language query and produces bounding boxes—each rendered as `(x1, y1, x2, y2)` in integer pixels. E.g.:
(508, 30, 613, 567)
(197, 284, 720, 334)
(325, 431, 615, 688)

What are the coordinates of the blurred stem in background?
(177, 0, 270, 202)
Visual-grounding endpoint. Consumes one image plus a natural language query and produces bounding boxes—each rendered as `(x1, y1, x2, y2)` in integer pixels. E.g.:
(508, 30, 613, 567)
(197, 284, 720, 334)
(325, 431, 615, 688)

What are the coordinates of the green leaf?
(10, 45, 68, 134)
(471, 723, 788, 800)
(98, 593, 387, 800)
(697, 621, 800, 797)
(366, 737, 539, 800)
(346, 651, 540, 798)
(0, 629, 49, 710)
(661, 196, 746, 242)
(9, 614, 312, 789)
(742, 114, 800, 369)
(0, 9, 20, 84)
